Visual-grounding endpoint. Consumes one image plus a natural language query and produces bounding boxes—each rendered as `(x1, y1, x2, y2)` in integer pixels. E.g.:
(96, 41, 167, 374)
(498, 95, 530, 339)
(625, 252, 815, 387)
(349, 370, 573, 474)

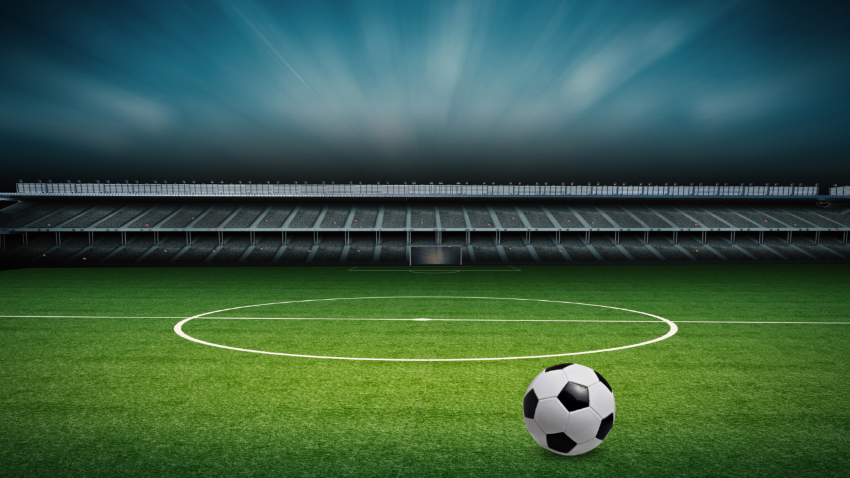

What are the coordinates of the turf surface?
(1, 265, 849, 477)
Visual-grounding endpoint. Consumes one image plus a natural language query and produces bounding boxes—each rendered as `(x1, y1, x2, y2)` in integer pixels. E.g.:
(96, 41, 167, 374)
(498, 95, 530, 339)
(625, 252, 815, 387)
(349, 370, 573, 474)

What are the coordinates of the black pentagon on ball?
(523, 389, 539, 419)
(545, 363, 574, 372)
(597, 413, 614, 440)
(595, 371, 612, 392)
(557, 382, 589, 411)
(546, 432, 577, 454)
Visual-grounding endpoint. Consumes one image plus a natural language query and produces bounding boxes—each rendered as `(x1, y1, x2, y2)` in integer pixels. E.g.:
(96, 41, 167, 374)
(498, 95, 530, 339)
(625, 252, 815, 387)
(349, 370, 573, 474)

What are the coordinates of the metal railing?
(10, 182, 834, 198)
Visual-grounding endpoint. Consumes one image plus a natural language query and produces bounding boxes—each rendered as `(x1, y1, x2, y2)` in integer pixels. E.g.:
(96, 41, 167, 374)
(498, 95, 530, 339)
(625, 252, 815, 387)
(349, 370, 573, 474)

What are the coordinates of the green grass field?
(2, 265, 849, 477)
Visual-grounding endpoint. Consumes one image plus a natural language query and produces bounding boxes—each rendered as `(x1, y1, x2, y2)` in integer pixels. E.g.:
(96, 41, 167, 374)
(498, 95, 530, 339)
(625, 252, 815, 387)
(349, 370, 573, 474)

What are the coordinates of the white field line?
(1, 315, 849, 325)
(173, 296, 678, 361)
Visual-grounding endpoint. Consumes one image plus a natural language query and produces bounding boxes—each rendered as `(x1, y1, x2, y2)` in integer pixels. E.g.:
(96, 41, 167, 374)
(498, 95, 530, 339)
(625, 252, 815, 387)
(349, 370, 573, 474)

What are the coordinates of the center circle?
(174, 297, 678, 361)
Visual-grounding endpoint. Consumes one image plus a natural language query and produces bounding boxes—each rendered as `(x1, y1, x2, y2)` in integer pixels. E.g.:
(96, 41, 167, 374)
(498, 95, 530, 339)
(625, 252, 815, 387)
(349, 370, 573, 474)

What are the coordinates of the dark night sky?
(1, 0, 849, 190)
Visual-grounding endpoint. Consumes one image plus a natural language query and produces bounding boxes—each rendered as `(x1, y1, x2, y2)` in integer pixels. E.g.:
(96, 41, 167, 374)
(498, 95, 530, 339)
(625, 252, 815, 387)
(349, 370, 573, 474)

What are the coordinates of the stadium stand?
(62, 204, 121, 228)
(129, 203, 181, 228)
(436, 205, 465, 228)
(257, 204, 294, 228)
(352, 205, 378, 228)
(618, 234, 661, 261)
(211, 234, 251, 262)
(176, 233, 218, 262)
(223, 204, 265, 228)
(3, 196, 849, 266)
(142, 235, 182, 262)
(381, 206, 406, 228)
(78, 234, 123, 263)
(650, 204, 699, 227)
(106, 234, 155, 263)
(410, 205, 436, 228)
(279, 233, 313, 261)
(796, 205, 850, 226)
(545, 205, 585, 228)
(379, 234, 406, 261)
(320, 206, 351, 228)
(96, 204, 149, 228)
(466, 205, 495, 228)
(570, 205, 613, 228)
(7, 203, 64, 227)
(622, 204, 671, 228)
(675, 204, 731, 228)
(501, 233, 533, 261)
(493, 206, 525, 229)
(314, 233, 344, 261)
(245, 233, 283, 262)
(697, 204, 758, 227)
(288, 204, 323, 228)
(28, 203, 94, 228)
(529, 233, 566, 261)
(647, 234, 693, 261)
(520, 205, 556, 228)
(346, 235, 375, 261)
(194, 205, 238, 228)
(560, 234, 597, 261)
(471, 232, 501, 261)
(592, 235, 629, 260)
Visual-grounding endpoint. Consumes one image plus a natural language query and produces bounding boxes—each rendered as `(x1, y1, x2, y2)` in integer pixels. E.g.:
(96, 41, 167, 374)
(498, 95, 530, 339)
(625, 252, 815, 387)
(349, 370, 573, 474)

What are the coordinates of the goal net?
(410, 245, 463, 265)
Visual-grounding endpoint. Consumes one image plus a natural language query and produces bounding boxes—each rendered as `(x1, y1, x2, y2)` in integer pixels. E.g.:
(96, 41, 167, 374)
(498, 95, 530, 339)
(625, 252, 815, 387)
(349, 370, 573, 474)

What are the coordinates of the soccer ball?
(523, 363, 615, 456)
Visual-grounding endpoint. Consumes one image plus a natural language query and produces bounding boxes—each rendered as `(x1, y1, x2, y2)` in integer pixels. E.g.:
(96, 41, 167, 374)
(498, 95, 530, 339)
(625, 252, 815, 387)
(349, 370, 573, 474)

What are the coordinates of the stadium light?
(570, 182, 574, 185)
(359, 181, 362, 185)
(106, 180, 110, 184)
(665, 183, 668, 186)
(47, 180, 52, 183)
(95, 180, 100, 184)
(562, 182, 565, 185)
(509, 182, 512, 185)
(38, 180, 43, 183)
(597, 182, 600, 186)
(248, 181, 251, 184)
(749, 183, 753, 186)
(191, 180, 195, 184)
(76, 180, 81, 183)
(403, 181, 407, 185)
(67, 180, 71, 183)
(153, 180, 157, 184)
(182, 180, 186, 184)
(412, 181, 416, 185)
(639, 182, 643, 186)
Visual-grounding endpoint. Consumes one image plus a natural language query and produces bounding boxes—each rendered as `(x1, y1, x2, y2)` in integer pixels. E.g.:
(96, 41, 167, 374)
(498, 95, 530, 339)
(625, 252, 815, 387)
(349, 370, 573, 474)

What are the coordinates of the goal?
(410, 245, 463, 265)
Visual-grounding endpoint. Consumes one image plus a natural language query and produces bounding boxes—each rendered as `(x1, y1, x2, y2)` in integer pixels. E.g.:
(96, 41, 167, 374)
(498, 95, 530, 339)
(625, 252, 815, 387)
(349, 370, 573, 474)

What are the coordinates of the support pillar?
(556, 230, 561, 245)
(615, 231, 620, 244)
(56, 231, 61, 246)
(758, 231, 764, 244)
(88, 231, 94, 246)
(731, 231, 736, 245)
(673, 231, 678, 245)
(787, 230, 792, 245)
(843, 231, 848, 245)
(585, 230, 591, 245)
(644, 230, 650, 245)
(701, 231, 707, 244)
(814, 231, 820, 245)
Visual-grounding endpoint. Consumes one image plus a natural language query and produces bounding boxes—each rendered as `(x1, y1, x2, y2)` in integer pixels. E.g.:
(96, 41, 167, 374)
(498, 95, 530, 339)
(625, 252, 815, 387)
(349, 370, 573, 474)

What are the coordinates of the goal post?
(410, 245, 463, 265)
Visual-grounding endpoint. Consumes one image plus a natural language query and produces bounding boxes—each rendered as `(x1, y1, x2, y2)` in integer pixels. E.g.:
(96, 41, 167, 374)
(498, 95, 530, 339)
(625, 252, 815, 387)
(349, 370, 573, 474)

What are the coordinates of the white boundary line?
(173, 296, 679, 362)
(1, 315, 848, 325)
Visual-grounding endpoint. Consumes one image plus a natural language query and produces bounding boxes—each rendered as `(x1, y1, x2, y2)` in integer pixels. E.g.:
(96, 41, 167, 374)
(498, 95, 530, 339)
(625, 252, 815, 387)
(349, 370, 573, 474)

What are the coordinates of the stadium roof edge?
(4, 182, 849, 200)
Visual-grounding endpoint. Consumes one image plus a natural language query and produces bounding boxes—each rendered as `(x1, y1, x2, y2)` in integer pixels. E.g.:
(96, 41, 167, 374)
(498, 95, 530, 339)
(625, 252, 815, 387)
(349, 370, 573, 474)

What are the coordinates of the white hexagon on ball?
(523, 363, 615, 456)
